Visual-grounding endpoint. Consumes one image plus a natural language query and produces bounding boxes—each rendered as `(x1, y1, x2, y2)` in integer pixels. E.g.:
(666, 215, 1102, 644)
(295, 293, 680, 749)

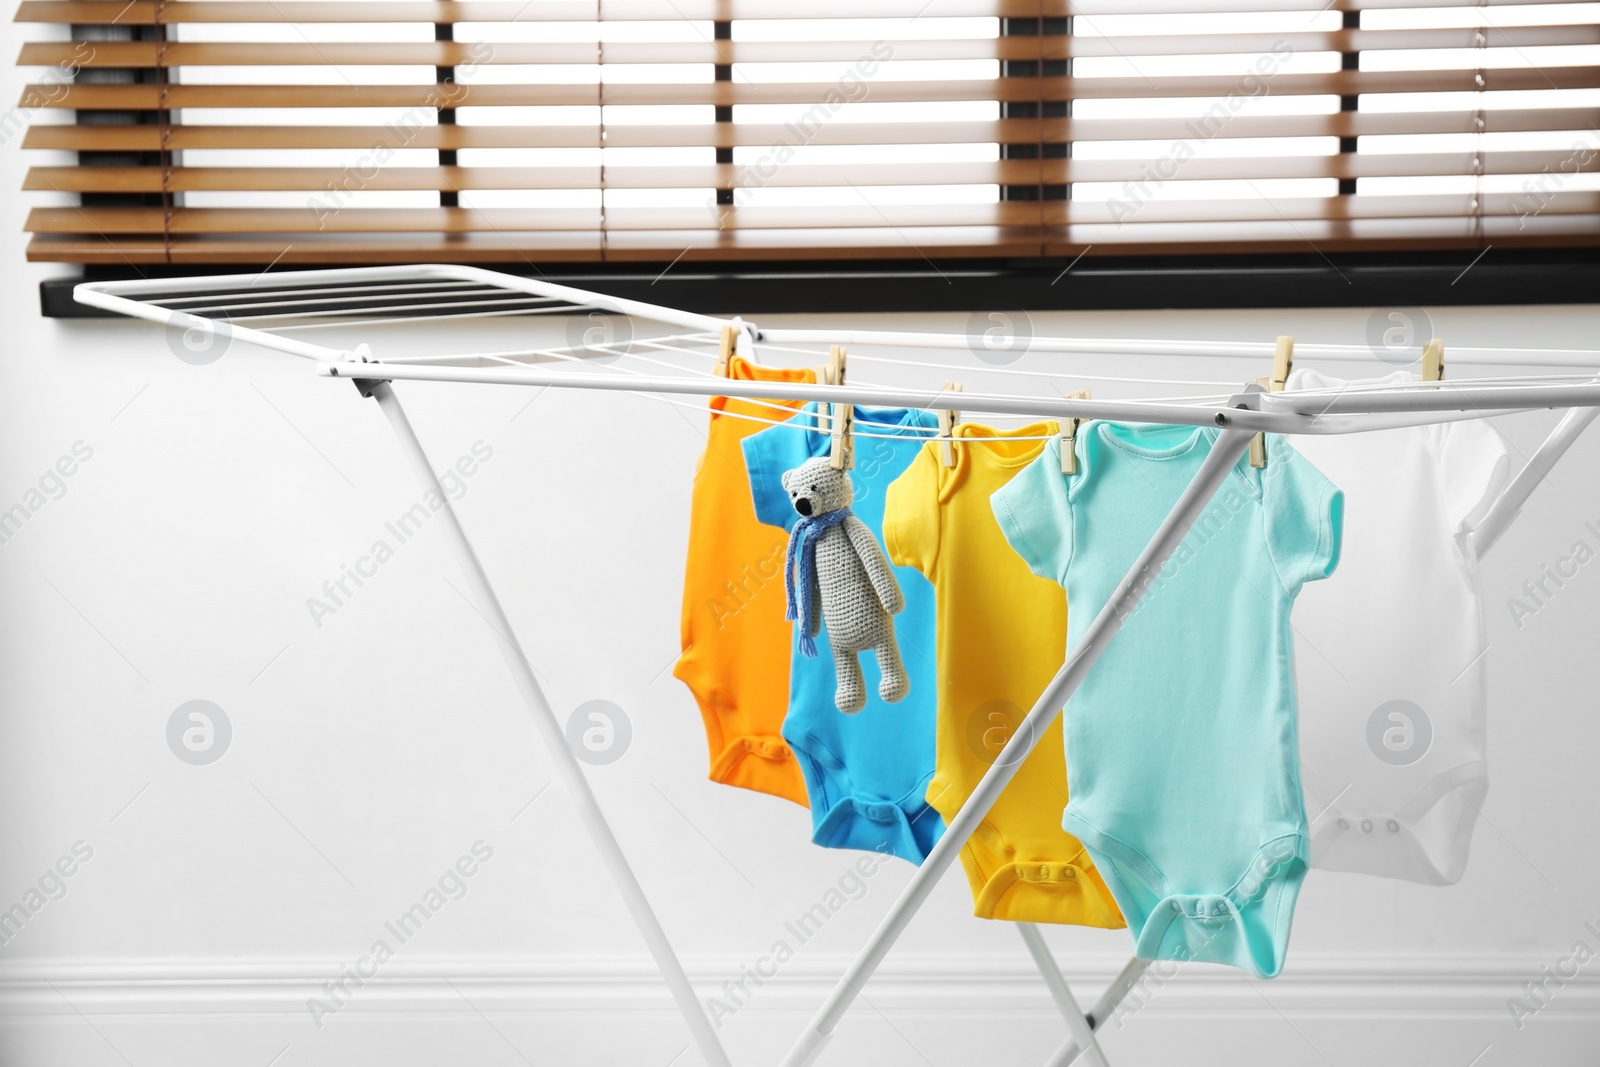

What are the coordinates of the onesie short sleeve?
(990, 438, 1075, 584)
(1437, 417, 1513, 540)
(743, 404, 824, 532)
(1261, 437, 1345, 596)
(883, 443, 942, 578)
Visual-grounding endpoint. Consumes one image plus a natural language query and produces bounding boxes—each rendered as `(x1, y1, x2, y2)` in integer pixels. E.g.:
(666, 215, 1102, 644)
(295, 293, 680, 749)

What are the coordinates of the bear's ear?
(780, 468, 796, 492)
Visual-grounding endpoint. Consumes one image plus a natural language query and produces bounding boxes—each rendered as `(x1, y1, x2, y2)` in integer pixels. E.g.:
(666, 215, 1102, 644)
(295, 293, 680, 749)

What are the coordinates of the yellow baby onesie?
(883, 422, 1124, 927)
(674, 355, 811, 806)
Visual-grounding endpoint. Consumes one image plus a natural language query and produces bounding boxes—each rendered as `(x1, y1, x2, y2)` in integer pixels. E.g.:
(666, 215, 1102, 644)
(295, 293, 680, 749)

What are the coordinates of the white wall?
(2, 276, 1599, 1066)
(4, 53, 1600, 1063)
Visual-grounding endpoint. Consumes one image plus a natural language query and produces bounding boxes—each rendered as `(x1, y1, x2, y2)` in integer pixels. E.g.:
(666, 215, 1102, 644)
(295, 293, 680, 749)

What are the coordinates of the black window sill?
(39, 249, 1600, 319)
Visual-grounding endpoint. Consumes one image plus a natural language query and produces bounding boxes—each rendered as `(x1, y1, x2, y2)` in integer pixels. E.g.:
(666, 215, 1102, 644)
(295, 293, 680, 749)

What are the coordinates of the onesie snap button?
(1172, 900, 1183, 912)
(1361, 819, 1373, 833)
(861, 802, 896, 823)
(1039, 864, 1050, 879)
(1386, 819, 1400, 833)
(1337, 818, 1349, 830)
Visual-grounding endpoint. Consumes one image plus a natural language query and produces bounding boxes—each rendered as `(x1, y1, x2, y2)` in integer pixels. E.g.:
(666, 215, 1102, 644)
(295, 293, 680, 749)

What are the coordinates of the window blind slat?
(20, 25, 1600, 66)
(20, 107, 1600, 144)
(28, 191, 1600, 238)
(18, 0, 1600, 264)
(20, 69, 1600, 108)
(21, 152, 1599, 185)
(23, 213, 1600, 268)
(17, 0, 1596, 21)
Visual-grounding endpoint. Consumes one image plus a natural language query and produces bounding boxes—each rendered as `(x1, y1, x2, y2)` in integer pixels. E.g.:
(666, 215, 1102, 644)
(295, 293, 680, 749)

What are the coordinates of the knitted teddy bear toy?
(781, 455, 910, 713)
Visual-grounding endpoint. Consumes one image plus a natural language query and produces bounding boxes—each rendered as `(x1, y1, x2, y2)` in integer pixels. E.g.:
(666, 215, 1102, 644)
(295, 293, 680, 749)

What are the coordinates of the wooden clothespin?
(1250, 335, 1294, 469)
(1060, 389, 1090, 474)
(937, 381, 963, 467)
(715, 323, 736, 375)
(1422, 338, 1444, 383)
(817, 355, 835, 433)
(829, 402, 854, 470)
(827, 345, 853, 470)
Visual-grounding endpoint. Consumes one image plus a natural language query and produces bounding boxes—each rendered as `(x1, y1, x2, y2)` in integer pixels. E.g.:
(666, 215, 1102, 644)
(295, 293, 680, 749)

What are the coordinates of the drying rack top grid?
(74, 263, 1600, 438)
(73, 263, 738, 364)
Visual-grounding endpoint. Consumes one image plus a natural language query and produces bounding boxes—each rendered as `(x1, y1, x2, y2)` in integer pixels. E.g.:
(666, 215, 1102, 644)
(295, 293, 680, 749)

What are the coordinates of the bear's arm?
(844, 517, 904, 615)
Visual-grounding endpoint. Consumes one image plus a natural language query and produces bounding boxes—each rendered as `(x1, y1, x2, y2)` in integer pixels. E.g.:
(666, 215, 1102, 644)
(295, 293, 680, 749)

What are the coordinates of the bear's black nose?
(794, 498, 813, 517)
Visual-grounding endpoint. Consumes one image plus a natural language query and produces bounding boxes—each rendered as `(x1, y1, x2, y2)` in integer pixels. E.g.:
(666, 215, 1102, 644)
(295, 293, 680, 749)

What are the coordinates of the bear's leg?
(832, 645, 867, 714)
(874, 624, 910, 704)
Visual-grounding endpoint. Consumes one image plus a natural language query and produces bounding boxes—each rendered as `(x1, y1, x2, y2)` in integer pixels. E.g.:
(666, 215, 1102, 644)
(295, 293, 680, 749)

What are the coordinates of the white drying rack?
(74, 264, 1600, 1067)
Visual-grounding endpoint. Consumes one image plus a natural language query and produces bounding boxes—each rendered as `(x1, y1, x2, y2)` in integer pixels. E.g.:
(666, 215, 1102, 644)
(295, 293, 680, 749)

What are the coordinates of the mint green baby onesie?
(992, 424, 1342, 978)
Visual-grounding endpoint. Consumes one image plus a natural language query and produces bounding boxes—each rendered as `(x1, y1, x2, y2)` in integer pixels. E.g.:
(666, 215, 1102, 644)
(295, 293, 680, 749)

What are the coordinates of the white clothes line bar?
(318, 360, 1573, 436)
(241, 296, 566, 326)
(158, 292, 562, 319)
(1263, 381, 1600, 415)
(762, 328, 1600, 370)
(372, 335, 723, 367)
(151, 280, 482, 307)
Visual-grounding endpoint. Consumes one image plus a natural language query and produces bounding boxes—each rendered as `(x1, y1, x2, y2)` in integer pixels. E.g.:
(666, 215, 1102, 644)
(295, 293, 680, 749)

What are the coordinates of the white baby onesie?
(1288, 367, 1511, 885)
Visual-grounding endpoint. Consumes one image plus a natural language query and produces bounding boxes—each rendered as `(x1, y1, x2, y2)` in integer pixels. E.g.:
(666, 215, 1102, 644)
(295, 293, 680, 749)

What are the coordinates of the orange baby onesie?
(883, 423, 1123, 927)
(674, 355, 812, 806)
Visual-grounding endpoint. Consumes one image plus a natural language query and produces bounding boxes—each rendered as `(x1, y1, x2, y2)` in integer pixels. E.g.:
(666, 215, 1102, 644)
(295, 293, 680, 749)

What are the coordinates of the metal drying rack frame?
(73, 264, 1600, 1067)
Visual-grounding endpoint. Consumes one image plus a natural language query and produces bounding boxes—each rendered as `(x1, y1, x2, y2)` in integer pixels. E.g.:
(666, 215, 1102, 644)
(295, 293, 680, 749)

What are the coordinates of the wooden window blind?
(15, 0, 1600, 265)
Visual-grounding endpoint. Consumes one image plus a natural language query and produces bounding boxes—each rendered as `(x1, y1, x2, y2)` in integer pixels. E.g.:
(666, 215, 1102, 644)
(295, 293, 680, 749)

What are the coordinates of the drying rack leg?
(1040, 956, 1153, 1067)
(777, 429, 1255, 1067)
(1015, 924, 1108, 1067)
(1089, 956, 1153, 1031)
(368, 383, 732, 1067)
(1472, 405, 1600, 557)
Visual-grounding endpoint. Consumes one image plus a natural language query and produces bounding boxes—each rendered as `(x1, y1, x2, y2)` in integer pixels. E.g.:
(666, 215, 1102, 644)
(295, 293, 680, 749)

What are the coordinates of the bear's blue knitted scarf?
(784, 507, 853, 658)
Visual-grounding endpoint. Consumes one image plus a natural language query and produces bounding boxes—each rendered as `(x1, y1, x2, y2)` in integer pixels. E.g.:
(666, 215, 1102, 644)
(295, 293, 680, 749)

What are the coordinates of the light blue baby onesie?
(744, 404, 945, 863)
(992, 424, 1342, 977)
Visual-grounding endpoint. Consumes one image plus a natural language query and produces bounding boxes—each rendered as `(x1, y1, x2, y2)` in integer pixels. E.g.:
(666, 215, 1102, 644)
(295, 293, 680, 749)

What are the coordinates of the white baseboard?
(1, 955, 1595, 1067)
(0, 953, 1593, 1017)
